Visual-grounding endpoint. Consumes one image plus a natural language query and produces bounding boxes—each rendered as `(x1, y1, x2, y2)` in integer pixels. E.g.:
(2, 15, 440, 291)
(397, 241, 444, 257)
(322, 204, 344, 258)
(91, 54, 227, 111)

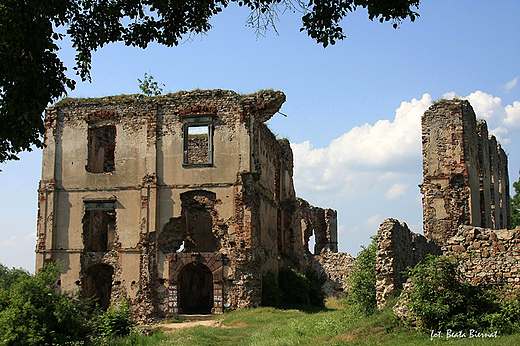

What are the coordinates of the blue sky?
(1, 1, 520, 271)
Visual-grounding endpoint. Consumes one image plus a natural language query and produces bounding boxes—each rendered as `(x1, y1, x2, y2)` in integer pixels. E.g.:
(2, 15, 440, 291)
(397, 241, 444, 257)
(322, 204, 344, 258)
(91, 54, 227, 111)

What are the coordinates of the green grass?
(105, 299, 520, 346)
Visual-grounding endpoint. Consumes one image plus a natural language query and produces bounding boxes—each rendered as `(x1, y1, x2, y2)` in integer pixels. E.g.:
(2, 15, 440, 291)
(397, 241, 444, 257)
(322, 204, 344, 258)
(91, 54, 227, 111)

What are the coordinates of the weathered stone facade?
(421, 100, 510, 244)
(443, 225, 520, 289)
(375, 219, 442, 309)
(376, 99, 516, 309)
(37, 90, 337, 322)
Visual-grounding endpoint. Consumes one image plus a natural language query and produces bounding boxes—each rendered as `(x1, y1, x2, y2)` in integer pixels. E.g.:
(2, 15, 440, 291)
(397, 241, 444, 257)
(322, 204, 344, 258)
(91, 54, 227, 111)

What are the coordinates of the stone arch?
(167, 253, 224, 315)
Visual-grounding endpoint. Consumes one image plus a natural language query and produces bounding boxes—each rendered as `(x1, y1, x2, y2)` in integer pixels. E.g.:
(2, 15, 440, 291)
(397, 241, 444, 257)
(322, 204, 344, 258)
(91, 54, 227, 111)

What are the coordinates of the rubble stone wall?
(443, 225, 520, 289)
(376, 219, 442, 308)
(312, 249, 355, 297)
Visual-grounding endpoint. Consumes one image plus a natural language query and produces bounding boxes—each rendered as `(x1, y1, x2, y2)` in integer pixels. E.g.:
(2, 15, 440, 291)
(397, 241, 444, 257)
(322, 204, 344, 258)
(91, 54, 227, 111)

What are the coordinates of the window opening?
(88, 126, 116, 173)
(183, 115, 214, 167)
(187, 125, 210, 165)
(308, 233, 316, 254)
(83, 200, 116, 252)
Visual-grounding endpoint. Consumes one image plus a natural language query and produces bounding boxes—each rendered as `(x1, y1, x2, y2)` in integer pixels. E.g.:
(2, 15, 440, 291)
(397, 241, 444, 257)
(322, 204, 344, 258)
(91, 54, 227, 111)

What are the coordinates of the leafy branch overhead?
(0, 0, 420, 163)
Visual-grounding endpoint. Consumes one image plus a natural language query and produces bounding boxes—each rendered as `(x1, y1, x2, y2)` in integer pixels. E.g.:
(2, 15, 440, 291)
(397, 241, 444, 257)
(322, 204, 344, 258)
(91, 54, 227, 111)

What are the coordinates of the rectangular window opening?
(88, 126, 116, 173)
(183, 116, 214, 167)
(187, 125, 210, 165)
(83, 200, 116, 252)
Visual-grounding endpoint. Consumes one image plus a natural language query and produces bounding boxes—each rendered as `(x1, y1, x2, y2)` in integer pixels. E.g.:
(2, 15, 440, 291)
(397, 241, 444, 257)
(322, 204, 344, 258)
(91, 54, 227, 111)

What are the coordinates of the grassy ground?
(106, 299, 520, 346)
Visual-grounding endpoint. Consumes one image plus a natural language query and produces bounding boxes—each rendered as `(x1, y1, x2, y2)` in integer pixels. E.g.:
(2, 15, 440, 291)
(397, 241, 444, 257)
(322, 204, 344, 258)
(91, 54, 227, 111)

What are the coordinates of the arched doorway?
(179, 262, 213, 314)
(84, 263, 114, 310)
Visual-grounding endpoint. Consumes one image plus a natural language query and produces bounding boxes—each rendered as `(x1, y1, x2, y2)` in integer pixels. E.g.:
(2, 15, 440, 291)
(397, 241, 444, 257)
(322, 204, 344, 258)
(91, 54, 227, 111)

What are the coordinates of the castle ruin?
(38, 91, 520, 319)
(37, 90, 337, 321)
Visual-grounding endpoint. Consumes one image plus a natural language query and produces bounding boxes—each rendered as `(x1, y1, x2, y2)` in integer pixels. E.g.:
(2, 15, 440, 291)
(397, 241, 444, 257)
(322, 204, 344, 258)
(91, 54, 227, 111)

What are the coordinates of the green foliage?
(277, 267, 326, 308)
(137, 73, 164, 97)
(102, 294, 135, 338)
(1, 0, 421, 163)
(0, 264, 29, 291)
(261, 270, 281, 308)
(404, 254, 520, 334)
(347, 235, 377, 315)
(0, 262, 100, 346)
(306, 267, 327, 308)
(278, 267, 310, 306)
(511, 171, 520, 228)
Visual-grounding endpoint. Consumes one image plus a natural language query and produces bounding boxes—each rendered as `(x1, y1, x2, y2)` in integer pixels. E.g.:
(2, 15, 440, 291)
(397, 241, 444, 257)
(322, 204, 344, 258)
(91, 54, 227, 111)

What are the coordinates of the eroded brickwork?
(38, 90, 338, 322)
(421, 100, 510, 244)
(443, 225, 520, 289)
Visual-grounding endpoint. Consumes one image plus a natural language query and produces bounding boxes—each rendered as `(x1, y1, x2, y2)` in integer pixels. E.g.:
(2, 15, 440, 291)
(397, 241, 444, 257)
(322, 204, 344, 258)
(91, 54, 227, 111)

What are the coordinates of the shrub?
(102, 294, 135, 338)
(278, 267, 310, 306)
(0, 262, 100, 346)
(261, 270, 281, 308)
(347, 235, 377, 315)
(403, 254, 520, 334)
(306, 268, 327, 308)
(277, 267, 326, 308)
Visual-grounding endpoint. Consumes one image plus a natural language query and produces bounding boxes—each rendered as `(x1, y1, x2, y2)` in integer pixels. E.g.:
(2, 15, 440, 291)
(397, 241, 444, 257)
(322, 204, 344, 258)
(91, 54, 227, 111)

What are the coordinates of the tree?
(138, 73, 165, 97)
(0, 0, 420, 163)
(347, 235, 377, 315)
(511, 171, 520, 228)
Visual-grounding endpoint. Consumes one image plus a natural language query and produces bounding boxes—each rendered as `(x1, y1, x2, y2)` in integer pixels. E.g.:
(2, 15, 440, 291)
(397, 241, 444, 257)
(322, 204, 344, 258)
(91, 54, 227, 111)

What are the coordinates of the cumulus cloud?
(291, 94, 431, 203)
(442, 91, 520, 142)
(505, 77, 519, 91)
(385, 183, 409, 200)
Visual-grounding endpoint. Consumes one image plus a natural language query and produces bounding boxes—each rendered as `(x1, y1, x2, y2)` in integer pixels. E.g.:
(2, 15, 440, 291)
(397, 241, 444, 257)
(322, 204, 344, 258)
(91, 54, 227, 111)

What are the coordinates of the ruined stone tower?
(421, 99, 510, 245)
(36, 90, 337, 321)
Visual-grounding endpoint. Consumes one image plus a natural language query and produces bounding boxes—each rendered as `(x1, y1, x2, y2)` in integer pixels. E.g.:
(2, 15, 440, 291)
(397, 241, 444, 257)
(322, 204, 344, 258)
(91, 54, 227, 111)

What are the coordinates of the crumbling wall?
(421, 100, 510, 245)
(442, 225, 520, 289)
(311, 249, 355, 297)
(376, 219, 442, 308)
(298, 198, 338, 254)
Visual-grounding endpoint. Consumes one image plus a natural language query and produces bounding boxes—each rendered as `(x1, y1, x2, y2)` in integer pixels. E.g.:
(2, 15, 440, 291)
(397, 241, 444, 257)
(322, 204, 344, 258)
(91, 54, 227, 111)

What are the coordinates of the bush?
(102, 294, 134, 338)
(276, 267, 326, 308)
(261, 270, 281, 308)
(403, 254, 520, 334)
(278, 267, 310, 306)
(0, 262, 100, 346)
(306, 268, 327, 308)
(347, 235, 377, 315)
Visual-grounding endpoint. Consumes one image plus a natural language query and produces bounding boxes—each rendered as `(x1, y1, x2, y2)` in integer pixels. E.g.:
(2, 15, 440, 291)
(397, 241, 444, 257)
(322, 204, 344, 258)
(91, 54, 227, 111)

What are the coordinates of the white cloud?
(364, 214, 382, 229)
(385, 183, 409, 200)
(505, 77, 519, 91)
(504, 101, 520, 126)
(442, 90, 520, 141)
(291, 94, 431, 203)
(465, 91, 504, 120)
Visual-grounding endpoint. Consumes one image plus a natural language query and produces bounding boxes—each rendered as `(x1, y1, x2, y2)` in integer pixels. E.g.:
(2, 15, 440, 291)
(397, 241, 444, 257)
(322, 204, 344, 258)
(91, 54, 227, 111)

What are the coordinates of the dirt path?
(154, 319, 222, 332)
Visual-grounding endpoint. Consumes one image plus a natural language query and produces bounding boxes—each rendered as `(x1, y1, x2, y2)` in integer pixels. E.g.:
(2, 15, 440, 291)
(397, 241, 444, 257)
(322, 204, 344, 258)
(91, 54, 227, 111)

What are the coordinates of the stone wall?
(376, 219, 442, 308)
(298, 198, 338, 254)
(421, 100, 510, 245)
(312, 248, 355, 298)
(443, 225, 520, 289)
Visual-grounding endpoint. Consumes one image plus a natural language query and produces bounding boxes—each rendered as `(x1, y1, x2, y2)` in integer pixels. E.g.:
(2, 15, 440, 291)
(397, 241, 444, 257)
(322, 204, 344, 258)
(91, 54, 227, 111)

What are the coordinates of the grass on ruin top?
(105, 299, 520, 346)
(55, 89, 278, 107)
